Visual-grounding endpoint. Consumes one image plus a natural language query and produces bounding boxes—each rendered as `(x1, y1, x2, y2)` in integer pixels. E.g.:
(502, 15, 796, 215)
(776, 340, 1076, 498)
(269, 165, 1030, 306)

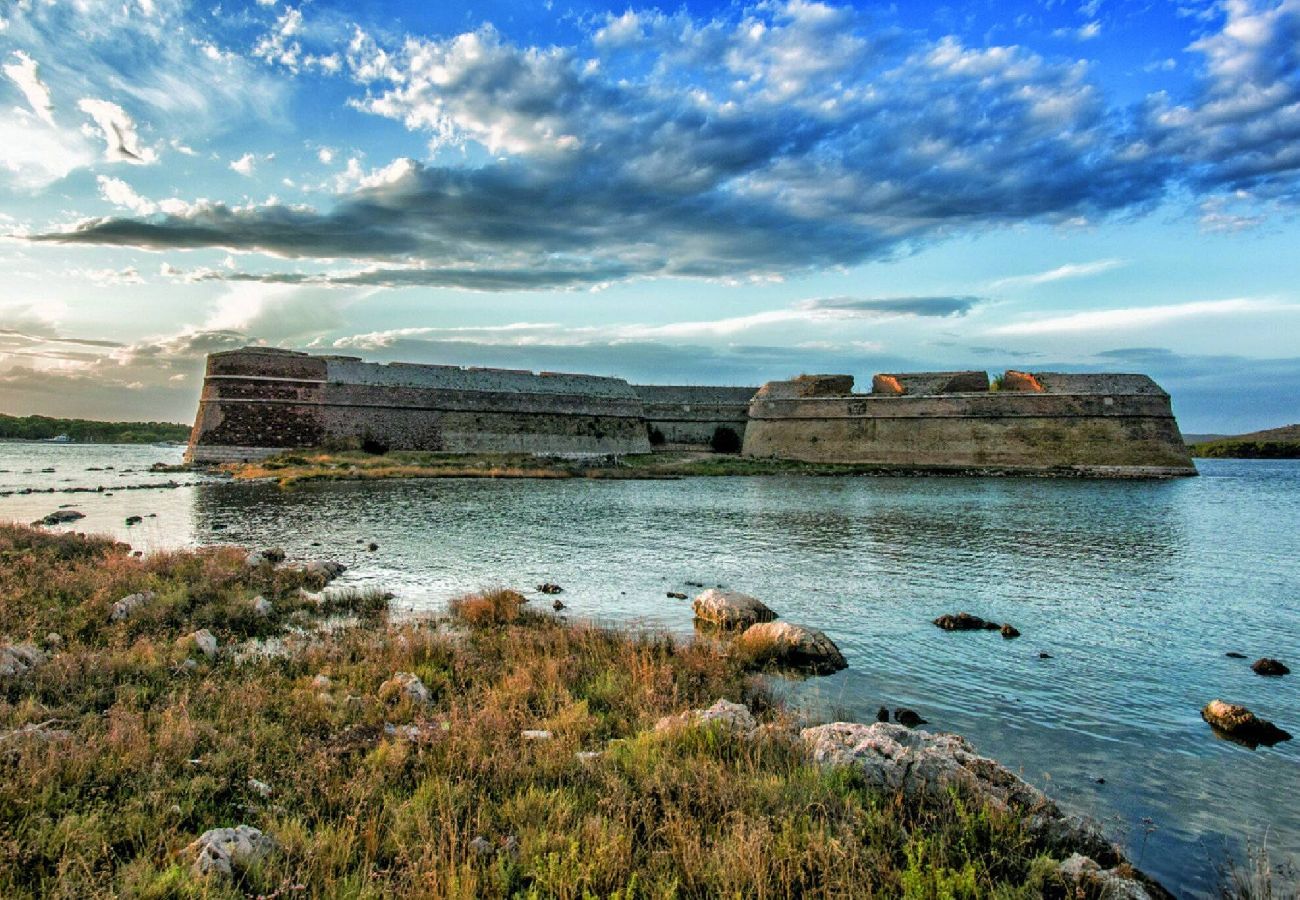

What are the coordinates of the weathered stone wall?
(632, 385, 756, 449)
(743, 373, 1197, 476)
(186, 348, 652, 461)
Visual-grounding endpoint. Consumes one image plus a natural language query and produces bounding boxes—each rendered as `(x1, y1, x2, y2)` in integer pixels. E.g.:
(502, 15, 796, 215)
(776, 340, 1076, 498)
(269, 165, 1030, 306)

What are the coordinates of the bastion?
(741, 371, 1197, 476)
(185, 348, 654, 462)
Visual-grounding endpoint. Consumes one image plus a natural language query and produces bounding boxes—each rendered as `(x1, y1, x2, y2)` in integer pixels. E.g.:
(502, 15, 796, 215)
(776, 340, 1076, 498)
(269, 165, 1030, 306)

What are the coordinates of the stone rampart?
(742, 372, 1196, 476)
(633, 385, 756, 449)
(186, 348, 651, 461)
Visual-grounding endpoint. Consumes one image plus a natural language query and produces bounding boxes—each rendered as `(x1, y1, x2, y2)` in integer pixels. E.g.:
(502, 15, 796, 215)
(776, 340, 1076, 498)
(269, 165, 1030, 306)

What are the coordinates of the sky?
(1, 0, 1299, 433)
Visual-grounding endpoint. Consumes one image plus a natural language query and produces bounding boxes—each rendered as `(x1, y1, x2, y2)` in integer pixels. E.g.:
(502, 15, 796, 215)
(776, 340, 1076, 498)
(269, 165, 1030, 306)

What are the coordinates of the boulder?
(125, 515, 143, 526)
(801, 722, 1121, 865)
(1000, 624, 1021, 639)
(894, 708, 927, 728)
(536, 583, 563, 594)
(551, 599, 565, 611)
(183, 629, 218, 659)
(1252, 657, 1290, 676)
(737, 621, 847, 675)
(186, 825, 275, 878)
(304, 560, 347, 583)
(110, 590, 155, 622)
(933, 612, 993, 631)
(251, 596, 273, 618)
(34, 509, 84, 526)
(379, 671, 432, 704)
(655, 699, 757, 735)
(692, 589, 776, 629)
(1055, 853, 1156, 899)
(666, 591, 687, 600)
(1201, 699, 1292, 747)
(0, 643, 45, 677)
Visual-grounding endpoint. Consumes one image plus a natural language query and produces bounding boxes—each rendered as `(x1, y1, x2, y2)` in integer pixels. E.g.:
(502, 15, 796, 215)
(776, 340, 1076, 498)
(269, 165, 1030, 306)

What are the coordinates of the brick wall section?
(632, 385, 757, 447)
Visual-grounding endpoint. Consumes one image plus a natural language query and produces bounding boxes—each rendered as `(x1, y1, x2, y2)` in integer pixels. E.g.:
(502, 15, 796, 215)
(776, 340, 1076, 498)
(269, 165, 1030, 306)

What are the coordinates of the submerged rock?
(536, 583, 563, 594)
(1000, 624, 1021, 639)
(737, 621, 847, 675)
(379, 671, 432, 704)
(933, 612, 994, 631)
(33, 509, 84, 526)
(876, 706, 890, 723)
(125, 515, 143, 526)
(1252, 657, 1290, 676)
(1201, 699, 1292, 747)
(186, 825, 275, 878)
(655, 699, 757, 735)
(692, 589, 776, 629)
(893, 708, 927, 728)
(666, 591, 687, 600)
(552, 599, 565, 611)
(0, 643, 45, 678)
(1224, 651, 1247, 659)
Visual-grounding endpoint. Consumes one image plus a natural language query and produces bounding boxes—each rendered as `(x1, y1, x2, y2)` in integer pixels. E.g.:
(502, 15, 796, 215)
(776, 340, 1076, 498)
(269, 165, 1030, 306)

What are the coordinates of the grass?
(222, 449, 923, 488)
(0, 523, 1183, 898)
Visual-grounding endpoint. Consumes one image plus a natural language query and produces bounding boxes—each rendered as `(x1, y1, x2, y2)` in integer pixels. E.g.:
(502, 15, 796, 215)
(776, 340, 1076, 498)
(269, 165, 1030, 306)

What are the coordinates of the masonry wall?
(186, 348, 651, 461)
(742, 374, 1197, 475)
(632, 385, 756, 450)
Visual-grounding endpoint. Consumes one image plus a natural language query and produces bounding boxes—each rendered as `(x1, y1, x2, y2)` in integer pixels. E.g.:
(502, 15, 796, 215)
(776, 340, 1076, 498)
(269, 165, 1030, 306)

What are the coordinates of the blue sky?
(2, 0, 1299, 432)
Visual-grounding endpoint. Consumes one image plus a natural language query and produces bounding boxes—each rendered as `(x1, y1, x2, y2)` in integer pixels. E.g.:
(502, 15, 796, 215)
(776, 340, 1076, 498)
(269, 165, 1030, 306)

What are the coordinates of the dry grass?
(0, 523, 1182, 898)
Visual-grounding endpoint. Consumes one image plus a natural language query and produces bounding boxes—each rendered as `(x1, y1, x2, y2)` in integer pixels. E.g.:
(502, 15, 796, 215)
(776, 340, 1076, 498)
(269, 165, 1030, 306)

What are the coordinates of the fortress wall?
(871, 371, 990, 395)
(743, 376, 1196, 475)
(187, 348, 651, 461)
(632, 385, 757, 448)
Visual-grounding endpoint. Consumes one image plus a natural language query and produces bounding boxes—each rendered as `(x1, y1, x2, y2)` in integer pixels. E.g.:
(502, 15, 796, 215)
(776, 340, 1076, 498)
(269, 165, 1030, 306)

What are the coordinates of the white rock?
(0, 643, 45, 677)
(109, 590, 154, 622)
(311, 674, 332, 690)
(186, 629, 218, 658)
(1056, 853, 1153, 899)
(655, 699, 757, 734)
(692, 589, 776, 629)
(187, 825, 275, 878)
(521, 729, 553, 740)
(379, 671, 431, 703)
(247, 778, 272, 798)
(251, 596, 273, 617)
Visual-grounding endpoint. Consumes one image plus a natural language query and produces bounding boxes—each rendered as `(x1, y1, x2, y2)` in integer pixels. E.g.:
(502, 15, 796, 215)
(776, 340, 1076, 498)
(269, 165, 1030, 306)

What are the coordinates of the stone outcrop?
(736, 621, 847, 674)
(0, 643, 45, 677)
(1201, 699, 1292, 747)
(743, 371, 1196, 476)
(692, 589, 776, 629)
(654, 699, 757, 734)
(186, 825, 275, 878)
(1252, 657, 1290, 676)
(110, 590, 154, 622)
(934, 612, 1000, 631)
(379, 672, 432, 704)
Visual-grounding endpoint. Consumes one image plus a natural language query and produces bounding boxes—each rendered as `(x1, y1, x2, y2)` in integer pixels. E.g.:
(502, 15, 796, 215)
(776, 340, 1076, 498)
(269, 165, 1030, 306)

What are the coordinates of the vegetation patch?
(0, 414, 189, 444)
(0, 523, 1158, 897)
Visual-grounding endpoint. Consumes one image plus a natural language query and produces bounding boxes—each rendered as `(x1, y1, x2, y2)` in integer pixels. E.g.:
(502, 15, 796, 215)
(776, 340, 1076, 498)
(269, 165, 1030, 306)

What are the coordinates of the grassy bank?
(224, 450, 939, 488)
(0, 414, 189, 444)
(0, 524, 1134, 898)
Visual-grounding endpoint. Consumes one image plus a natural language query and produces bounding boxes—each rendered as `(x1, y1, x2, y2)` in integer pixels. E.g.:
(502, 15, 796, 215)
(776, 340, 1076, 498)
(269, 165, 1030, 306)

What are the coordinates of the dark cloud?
(801, 296, 981, 317)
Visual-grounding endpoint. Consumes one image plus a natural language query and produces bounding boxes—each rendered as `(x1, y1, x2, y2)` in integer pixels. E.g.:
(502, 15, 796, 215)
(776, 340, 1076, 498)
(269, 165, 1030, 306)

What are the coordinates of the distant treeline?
(0, 414, 190, 444)
(1190, 439, 1300, 459)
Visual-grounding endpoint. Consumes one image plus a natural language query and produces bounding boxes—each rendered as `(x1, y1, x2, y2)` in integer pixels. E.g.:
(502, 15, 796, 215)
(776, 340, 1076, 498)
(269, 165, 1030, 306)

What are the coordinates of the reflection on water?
(1, 442, 1298, 896)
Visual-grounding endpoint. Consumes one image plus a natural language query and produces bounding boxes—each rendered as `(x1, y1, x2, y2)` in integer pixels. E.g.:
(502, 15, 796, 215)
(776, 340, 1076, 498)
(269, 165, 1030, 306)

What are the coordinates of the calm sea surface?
(2, 442, 1298, 895)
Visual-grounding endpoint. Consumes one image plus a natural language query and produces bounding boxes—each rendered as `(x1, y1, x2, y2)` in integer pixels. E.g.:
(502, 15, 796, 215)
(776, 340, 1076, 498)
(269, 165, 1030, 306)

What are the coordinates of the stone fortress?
(186, 347, 1197, 476)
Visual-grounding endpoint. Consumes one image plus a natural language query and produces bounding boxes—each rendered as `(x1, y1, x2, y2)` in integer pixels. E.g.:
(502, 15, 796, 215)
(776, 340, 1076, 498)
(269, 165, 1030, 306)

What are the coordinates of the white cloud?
(317, 147, 334, 164)
(987, 297, 1292, 335)
(988, 259, 1126, 289)
(97, 175, 156, 214)
(3, 51, 56, 126)
(230, 153, 256, 176)
(77, 98, 157, 164)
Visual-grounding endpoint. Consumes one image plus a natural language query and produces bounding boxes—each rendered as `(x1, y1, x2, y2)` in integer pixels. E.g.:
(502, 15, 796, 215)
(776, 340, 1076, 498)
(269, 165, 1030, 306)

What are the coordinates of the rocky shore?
(0, 522, 1206, 897)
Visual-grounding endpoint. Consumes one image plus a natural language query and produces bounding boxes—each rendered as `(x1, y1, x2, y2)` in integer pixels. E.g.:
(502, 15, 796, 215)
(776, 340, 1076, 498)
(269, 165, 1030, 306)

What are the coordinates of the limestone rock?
(1252, 657, 1290, 676)
(1201, 699, 1292, 747)
(655, 698, 757, 734)
(109, 590, 155, 622)
(183, 629, 218, 658)
(186, 825, 275, 878)
(692, 589, 776, 629)
(800, 721, 1119, 864)
(379, 671, 432, 704)
(521, 729, 553, 740)
(305, 560, 346, 583)
(251, 596, 273, 617)
(1055, 853, 1154, 899)
(0, 643, 45, 677)
(737, 621, 847, 675)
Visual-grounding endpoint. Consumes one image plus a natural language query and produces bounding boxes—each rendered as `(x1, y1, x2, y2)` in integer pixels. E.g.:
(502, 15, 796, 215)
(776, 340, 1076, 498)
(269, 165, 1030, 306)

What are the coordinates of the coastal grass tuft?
(0, 523, 1189, 898)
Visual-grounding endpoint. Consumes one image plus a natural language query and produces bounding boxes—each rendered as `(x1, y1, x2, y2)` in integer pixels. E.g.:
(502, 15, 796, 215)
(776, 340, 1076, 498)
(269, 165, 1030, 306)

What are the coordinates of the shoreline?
(0, 523, 1178, 897)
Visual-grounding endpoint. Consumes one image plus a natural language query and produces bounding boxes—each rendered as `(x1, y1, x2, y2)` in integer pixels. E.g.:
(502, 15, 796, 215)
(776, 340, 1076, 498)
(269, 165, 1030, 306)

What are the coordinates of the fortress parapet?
(632, 385, 757, 450)
(742, 371, 1196, 476)
(186, 347, 652, 462)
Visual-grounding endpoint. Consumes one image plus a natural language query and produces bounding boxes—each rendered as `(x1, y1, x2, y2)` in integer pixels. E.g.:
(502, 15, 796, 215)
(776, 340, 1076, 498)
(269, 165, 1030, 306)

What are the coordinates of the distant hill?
(1190, 424, 1300, 459)
(0, 414, 190, 444)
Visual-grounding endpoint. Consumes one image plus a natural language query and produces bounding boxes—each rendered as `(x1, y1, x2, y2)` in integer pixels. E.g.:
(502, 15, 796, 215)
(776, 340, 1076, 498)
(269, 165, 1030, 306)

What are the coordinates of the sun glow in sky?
(2, 0, 1300, 432)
